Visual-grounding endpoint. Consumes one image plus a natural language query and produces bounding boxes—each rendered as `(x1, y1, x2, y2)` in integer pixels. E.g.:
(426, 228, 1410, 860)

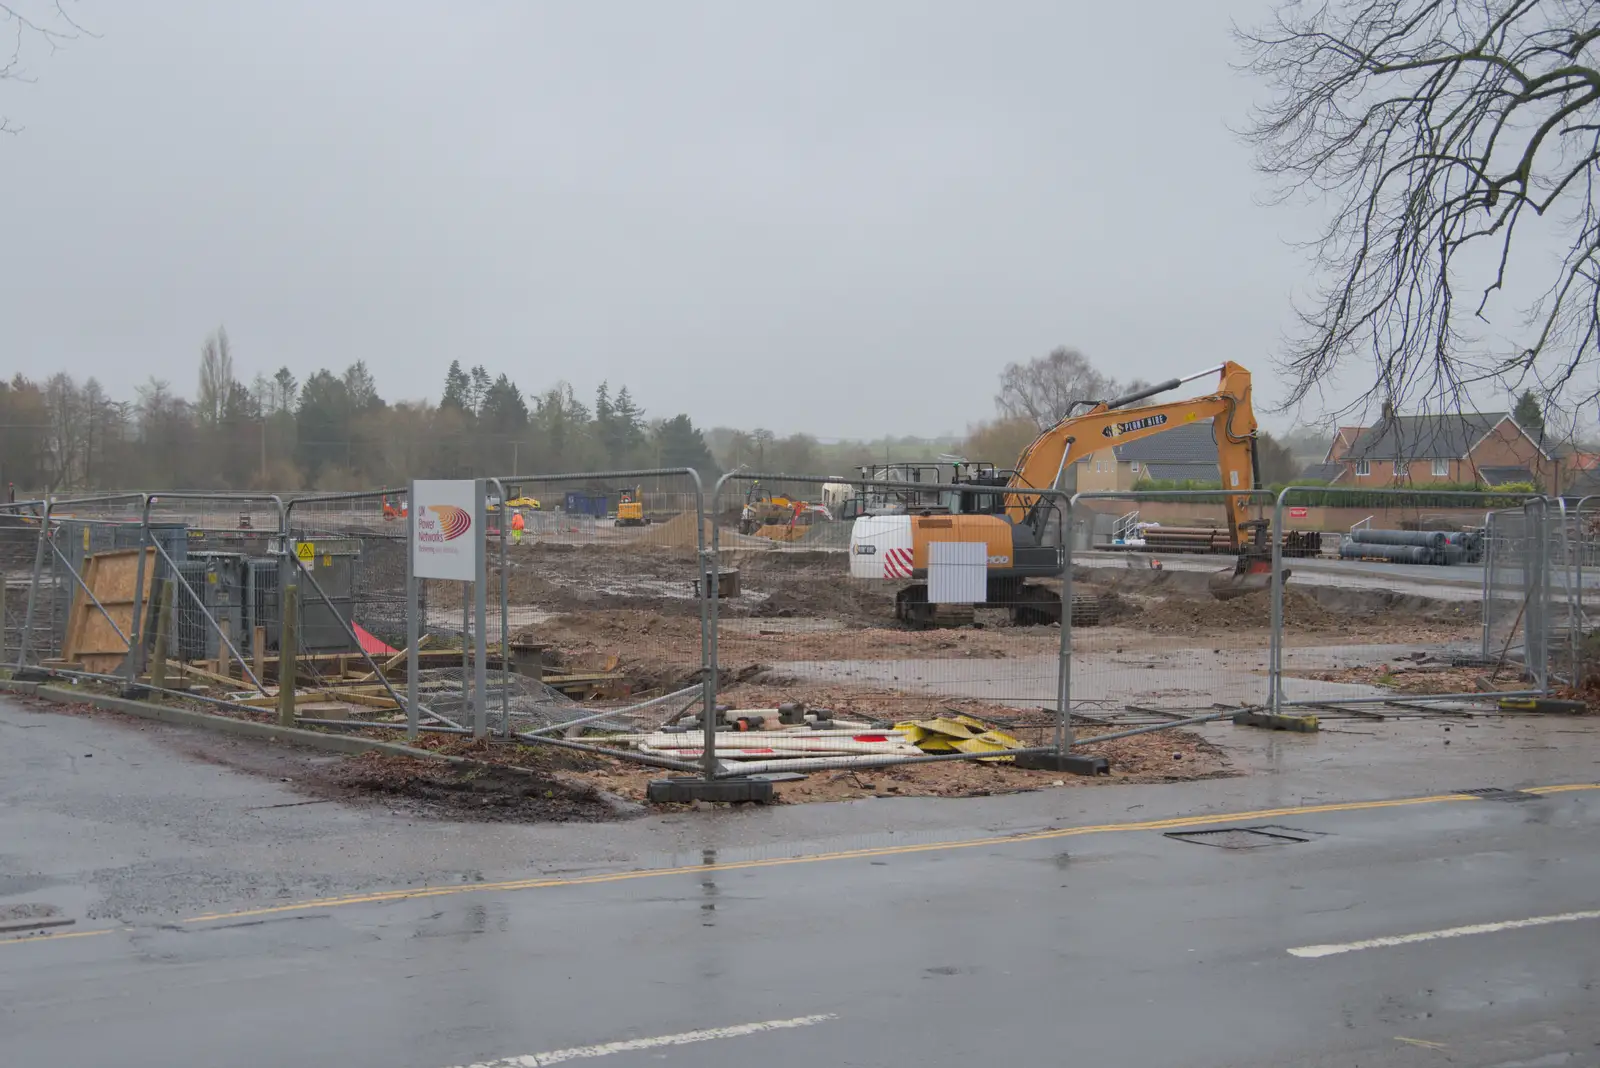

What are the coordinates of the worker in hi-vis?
(511, 509, 526, 545)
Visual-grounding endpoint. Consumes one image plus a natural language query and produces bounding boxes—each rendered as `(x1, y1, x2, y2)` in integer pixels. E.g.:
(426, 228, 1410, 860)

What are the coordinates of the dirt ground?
(500, 543, 1483, 700)
(18, 525, 1497, 820)
(382, 711, 1233, 807)
(1288, 659, 1531, 696)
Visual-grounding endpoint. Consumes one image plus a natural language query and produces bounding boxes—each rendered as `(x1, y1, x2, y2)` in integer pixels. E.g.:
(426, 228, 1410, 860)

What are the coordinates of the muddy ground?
(493, 540, 1483, 696)
(15, 528, 1493, 820)
(19, 694, 1231, 816)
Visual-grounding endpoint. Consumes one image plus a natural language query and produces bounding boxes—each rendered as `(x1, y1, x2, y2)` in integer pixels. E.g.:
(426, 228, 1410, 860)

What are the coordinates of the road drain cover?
(1457, 787, 1540, 802)
(1165, 827, 1312, 849)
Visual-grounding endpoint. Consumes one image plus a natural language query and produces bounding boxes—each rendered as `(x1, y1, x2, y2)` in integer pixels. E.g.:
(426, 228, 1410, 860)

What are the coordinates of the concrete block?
(646, 776, 775, 804)
(1014, 751, 1110, 776)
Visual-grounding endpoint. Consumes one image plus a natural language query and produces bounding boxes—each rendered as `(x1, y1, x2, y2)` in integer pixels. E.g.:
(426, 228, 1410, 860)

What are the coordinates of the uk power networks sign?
(411, 479, 481, 581)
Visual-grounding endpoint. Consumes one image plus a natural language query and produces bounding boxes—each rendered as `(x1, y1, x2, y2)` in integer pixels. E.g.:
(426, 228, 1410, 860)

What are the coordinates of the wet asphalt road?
(4, 701, 1600, 1066)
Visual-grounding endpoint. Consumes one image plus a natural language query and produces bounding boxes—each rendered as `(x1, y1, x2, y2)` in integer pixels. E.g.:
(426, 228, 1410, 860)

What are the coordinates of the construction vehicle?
(382, 495, 408, 521)
(848, 361, 1286, 627)
(738, 482, 802, 534)
(616, 487, 648, 527)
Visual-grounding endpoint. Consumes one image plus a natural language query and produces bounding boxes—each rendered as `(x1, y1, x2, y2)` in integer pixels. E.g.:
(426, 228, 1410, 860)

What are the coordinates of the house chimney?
(1381, 397, 1396, 421)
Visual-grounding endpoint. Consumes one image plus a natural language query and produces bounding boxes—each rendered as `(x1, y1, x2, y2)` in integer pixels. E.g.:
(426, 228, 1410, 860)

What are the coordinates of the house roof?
(1478, 465, 1532, 486)
(1109, 421, 1217, 464)
(1343, 412, 1512, 460)
(1565, 469, 1600, 498)
(1324, 426, 1363, 463)
(1140, 461, 1219, 482)
(1298, 462, 1344, 483)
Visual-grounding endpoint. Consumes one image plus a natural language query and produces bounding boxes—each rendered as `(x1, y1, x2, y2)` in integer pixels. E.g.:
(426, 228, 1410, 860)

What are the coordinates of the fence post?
(472, 478, 489, 738)
(1269, 488, 1288, 713)
(122, 502, 152, 693)
(704, 479, 723, 783)
(1056, 495, 1073, 755)
(1480, 510, 1494, 661)
(279, 584, 299, 727)
(16, 507, 48, 670)
(406, 486, 419, 741)
(488, 477, 510, 738)
(149, 580, 174, 691)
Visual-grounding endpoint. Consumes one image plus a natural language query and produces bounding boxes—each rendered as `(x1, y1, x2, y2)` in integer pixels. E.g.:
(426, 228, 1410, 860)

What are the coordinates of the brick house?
(1075, 421, 1221, 492)
(1315, 412, 1553, 488)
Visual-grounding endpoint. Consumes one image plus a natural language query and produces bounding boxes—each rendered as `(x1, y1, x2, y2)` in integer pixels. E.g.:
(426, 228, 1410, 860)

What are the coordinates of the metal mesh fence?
(700, 472, 1069, 776)
(278, 490, 424, 726)
(1069, 489, 1279, 722)
(1482, 506, 1528, 674)
(469, 470, 707, 762)
(1268, 487, 1526, 712)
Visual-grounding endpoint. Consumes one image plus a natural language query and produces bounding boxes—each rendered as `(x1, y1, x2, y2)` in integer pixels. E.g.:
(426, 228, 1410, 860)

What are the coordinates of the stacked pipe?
(1139, 526, 1233, 554)
(1340, 527, 1482, 565)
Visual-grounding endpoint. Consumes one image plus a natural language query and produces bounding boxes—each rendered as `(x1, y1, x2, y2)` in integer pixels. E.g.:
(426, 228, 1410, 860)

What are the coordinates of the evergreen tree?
(653, 414, 718, 476)
(1513, 391, 1545, 439)
(440, 361, 470, 410)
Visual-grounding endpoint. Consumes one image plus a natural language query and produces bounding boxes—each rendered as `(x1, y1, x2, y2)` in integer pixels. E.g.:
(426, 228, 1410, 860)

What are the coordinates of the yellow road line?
(180, 784, 1600, 925)
(0, 927, 116, 949)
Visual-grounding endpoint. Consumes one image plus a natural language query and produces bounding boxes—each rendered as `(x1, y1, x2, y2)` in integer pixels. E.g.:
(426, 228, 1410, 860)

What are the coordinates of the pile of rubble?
(607, 703, 1026, 774)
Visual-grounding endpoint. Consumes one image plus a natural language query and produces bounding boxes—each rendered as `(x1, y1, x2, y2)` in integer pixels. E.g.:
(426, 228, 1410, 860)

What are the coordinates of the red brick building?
(1306, 412, 1553, 489)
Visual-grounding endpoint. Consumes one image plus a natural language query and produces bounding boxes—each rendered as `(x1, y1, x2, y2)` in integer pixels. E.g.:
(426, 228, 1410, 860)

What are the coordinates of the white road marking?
(448, 1014, 837, 1067)
(1289, 910, 1600, 958)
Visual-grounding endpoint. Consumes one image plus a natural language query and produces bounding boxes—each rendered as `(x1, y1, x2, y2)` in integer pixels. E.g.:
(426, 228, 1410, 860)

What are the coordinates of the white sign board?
(411, 479, 480, 581)
(927, 541, 988, 604)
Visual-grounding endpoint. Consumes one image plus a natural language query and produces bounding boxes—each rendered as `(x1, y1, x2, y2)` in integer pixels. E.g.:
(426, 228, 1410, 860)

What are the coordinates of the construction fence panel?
(9, 496, 151, 677)
(1482, 506, 1527, 672)
(1268, 486, 1533, 715)
(281, 489, 429, 731)
(1571, 497, 1600, 687)
(399, 470, 711, 768)
(1, 496, 273, 708)
(1068, 489, 1279, 725)
(706, 471, 1071, 778)
(0, 503, 46, 667)
(1526, 497, 1587, 691)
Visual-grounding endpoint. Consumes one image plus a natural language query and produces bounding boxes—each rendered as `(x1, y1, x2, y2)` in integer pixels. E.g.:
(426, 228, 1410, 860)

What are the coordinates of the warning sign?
(295, 541, 315, 563)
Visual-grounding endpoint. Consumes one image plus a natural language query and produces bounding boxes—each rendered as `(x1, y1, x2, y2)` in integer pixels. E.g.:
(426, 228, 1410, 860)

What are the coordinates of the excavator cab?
(1208, 519, 1289, 600)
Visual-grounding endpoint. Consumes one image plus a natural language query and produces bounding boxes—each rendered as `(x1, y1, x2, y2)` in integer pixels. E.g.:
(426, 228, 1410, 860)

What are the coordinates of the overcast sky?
(1, 0, 1323, 438)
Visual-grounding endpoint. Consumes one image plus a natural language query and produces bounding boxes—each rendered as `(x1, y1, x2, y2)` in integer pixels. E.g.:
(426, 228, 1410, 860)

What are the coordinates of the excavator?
(848, 361, 1286, 627)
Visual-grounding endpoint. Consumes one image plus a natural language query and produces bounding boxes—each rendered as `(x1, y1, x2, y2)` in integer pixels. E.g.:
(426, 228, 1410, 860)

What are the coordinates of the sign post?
(410, 480, 486, 736)
(473, 480, 489, 739)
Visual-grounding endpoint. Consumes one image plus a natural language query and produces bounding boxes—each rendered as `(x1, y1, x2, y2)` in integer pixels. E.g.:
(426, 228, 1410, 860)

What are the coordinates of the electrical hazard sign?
(295, 541, 315, 563)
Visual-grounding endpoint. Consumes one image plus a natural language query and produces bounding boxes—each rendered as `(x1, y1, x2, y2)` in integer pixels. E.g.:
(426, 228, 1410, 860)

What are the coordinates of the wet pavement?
(3, 696, 1600, 1066)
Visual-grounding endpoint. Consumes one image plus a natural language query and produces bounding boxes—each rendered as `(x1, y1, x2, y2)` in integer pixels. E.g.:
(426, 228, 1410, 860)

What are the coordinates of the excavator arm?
(1001, 360, 1281, 599)
(1004, 361, 1258, 548)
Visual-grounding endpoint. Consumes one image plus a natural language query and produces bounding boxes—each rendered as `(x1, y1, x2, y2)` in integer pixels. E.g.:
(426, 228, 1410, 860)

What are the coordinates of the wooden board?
(63, 547, 155, 674)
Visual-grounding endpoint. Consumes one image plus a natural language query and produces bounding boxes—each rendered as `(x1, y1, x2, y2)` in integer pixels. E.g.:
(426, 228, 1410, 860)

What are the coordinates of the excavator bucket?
(1208, 557, 1289, 601)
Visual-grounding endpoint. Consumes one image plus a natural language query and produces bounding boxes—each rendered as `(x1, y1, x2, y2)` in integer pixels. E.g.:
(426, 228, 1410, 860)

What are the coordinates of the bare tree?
(196, 327, 234, 425)
(995, 347, 1151, 429)
(1, 2, 84, 134)
(1241, 0, 1600, 420)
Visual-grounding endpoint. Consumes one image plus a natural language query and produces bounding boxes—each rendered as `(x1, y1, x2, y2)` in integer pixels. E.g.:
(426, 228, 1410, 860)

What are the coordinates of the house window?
(1432, 458, 1449, 477)
(1355, 459, 1369, 477)
(1131, 461, 1140, 473)
(1393, 459, 1404, 476)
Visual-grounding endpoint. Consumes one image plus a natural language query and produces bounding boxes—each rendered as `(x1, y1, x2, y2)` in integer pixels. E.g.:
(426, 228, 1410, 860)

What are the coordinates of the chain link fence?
(14, 477, 1600, 794)
(694, 471, 1074, 777)
(1066, 488, 1280, 726)
(1266, 486, 1535, 714)
(463, 470, 708, 766)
